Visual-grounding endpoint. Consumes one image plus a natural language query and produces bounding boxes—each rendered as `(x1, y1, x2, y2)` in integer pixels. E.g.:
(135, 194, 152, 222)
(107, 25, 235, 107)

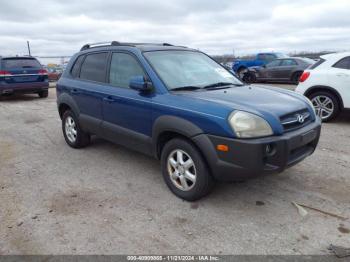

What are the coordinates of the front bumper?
(193, 118, 321, 181)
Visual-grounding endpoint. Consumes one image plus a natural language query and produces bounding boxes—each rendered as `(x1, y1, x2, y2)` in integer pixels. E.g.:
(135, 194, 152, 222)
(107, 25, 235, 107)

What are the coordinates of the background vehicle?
(232, 52, 288, 78)
(0, 56, 49, 97)
(244, 57, 315, 84)
(296, 52, 350, 122)
(47, 67, 63, 81)
(57, 42, 320, 201)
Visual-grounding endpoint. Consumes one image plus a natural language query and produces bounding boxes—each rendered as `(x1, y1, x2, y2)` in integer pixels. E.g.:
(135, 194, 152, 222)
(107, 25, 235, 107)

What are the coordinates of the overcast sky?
(1, 0, 350, 59)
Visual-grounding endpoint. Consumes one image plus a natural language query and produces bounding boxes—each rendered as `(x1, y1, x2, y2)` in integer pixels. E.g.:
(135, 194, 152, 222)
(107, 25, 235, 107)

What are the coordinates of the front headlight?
(229, 111, 273, 138)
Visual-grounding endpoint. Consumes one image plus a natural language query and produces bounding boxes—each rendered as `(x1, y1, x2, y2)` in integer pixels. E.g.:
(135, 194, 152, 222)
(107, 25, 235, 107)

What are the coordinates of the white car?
(296, 52, 350, 122)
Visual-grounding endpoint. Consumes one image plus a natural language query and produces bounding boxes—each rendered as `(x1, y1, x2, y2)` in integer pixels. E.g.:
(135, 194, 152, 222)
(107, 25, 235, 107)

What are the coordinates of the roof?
(79, 41, 194, 53)
(0, 56, 36, 60)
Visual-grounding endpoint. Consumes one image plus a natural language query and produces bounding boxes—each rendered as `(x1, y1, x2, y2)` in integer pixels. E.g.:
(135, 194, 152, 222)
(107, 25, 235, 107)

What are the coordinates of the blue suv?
(57, 42, 321, 201)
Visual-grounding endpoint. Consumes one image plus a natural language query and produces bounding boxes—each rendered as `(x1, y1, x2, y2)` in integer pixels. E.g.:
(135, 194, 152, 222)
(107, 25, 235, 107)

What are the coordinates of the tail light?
(299, 71, 310, 83)
(38, 69, 48, 75)
(0, 70, 12, 77)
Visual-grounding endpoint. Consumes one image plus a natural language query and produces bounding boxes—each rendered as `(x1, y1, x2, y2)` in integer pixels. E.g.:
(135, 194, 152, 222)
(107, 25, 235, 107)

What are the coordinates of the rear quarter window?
(333, 57, 350, 70)
(71, 55, 85, 78)
(2, 58, 41, 69)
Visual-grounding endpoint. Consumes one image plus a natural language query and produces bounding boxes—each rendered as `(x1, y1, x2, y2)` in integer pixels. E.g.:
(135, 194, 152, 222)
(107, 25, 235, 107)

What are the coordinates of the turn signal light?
(217, 144, 229, 152)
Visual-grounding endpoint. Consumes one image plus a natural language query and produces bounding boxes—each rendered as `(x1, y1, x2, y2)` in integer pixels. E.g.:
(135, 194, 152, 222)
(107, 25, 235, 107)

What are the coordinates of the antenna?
(27, 41, 31, 56)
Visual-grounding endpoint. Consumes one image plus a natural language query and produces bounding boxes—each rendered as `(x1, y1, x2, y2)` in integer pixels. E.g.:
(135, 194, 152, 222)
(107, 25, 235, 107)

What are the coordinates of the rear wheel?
(309, 91, 340, 122)
(62, 110, 90, 148)
(38, 90, 48, 98)
(161, 138, 215, 201)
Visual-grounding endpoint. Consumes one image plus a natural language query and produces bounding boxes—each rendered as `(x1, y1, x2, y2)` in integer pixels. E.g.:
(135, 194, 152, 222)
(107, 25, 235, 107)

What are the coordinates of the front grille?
(280, 109, 312, 132)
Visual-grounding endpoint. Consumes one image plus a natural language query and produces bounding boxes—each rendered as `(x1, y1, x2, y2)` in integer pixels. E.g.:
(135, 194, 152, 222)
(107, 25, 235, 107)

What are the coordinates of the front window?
(143, 51, 242, 90)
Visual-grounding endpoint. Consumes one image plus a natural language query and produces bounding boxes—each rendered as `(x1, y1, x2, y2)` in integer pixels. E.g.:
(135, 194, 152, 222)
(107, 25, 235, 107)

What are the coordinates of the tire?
(242, 71, 256, 83)
(237, 67, 247, 80)
(161, 138, 215, 201)
(308, 91, 340, 122)
(62, 110, 90, 148)
(291, 72, 302, 84)
(38, 90, 48, 98)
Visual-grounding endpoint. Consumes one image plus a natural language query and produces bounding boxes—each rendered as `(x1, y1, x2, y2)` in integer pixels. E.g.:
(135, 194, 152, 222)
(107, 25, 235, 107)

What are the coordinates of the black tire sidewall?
(161, 138, 214, 201)
(39, 90, 48, 98)
(309, 91, 340, 122)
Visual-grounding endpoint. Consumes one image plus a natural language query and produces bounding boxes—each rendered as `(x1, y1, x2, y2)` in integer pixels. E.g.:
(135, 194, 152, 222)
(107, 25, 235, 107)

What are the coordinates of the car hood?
(178, 84, 310, 119)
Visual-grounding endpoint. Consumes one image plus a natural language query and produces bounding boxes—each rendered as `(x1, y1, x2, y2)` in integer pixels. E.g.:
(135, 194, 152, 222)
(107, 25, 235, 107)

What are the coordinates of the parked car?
(47, 67, 62, 81)
(296, 52, 350, 122)
(0, 56, 49, 97)
(243, 57, 315, 84)
(232, 52, 288, 78)
(57, 41, 321, 201)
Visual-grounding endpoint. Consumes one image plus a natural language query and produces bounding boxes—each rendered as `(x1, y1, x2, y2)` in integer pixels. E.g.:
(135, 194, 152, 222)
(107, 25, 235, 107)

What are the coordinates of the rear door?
(0, 57, 47, 84)
(331, 56, 350, 108)
(264, 59, 282, 79)
(274, 59, 298, 80)
(70, 52, 109, 135)
(101, 52, 153, 154)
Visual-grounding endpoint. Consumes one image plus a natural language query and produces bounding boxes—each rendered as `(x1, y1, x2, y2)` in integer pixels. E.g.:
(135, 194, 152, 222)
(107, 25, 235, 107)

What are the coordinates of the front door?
(101, 52, 153, 155)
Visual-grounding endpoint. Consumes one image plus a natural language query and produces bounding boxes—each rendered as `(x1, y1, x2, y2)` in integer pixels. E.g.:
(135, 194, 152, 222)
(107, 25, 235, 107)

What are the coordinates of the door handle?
(103, 96, 115, 103)
(71, 89, 79, 94)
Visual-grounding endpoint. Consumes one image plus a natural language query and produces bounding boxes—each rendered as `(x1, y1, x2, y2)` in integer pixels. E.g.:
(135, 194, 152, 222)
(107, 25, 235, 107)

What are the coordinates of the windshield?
(143, 51, 243, 90)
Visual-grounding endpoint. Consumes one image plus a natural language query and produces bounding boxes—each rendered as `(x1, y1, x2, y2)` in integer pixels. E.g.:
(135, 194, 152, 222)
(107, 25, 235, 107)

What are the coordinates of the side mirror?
(129, 76, 153, 92)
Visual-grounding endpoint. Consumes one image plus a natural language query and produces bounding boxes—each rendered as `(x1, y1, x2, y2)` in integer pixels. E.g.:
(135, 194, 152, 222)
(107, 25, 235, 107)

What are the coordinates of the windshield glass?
(143, 51, 243, 90)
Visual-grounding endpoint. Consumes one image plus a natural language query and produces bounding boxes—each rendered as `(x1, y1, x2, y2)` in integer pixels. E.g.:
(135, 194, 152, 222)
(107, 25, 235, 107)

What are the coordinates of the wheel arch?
(57, 93, 80, 119)
(152, 116, 204, 159)
(304, 85, 344, 110)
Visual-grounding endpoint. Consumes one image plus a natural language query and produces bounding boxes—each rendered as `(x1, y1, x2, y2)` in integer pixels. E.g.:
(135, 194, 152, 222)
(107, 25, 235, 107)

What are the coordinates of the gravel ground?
(0, 86, 349, 255)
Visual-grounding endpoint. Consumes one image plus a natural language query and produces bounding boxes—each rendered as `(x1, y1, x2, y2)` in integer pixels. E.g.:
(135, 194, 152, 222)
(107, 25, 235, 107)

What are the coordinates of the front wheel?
(309, 91, 340, 122)
(161, 138, 215, 201)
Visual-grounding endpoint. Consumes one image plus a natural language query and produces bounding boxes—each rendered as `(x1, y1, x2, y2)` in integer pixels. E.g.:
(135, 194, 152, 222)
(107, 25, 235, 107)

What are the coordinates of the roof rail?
(80, 41, 179, 51)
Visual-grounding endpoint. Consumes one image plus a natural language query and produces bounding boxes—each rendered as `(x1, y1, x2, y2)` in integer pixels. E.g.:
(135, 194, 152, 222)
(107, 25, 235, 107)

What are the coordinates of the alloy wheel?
(311, 95, 334, 120)
(65, 116, 77, 143)
(167, 149, 197, 191)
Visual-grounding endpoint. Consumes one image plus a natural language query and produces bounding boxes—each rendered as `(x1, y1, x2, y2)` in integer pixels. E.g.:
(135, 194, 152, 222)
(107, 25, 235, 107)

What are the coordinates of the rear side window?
(80, 53, 108, 82)
(309, 58, 325, 70)
(266, 60, 281, 67)
(333, 57, 350, 70)
(2, 58, 41, 69)
(281, 59, 297, 66)
(109, 53, 146, 88)
(71, 55, 85, 78)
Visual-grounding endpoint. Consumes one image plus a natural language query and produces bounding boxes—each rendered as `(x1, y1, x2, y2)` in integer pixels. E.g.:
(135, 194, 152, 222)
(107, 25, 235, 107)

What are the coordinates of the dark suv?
(0, 56, 49, 97)
(57, 42, 321, 201)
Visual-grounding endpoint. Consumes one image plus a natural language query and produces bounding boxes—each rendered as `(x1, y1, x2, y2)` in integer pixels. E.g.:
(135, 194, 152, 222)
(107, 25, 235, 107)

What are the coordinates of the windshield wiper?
(203, 82, 243, 89)
(171, 86, 202, 91)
